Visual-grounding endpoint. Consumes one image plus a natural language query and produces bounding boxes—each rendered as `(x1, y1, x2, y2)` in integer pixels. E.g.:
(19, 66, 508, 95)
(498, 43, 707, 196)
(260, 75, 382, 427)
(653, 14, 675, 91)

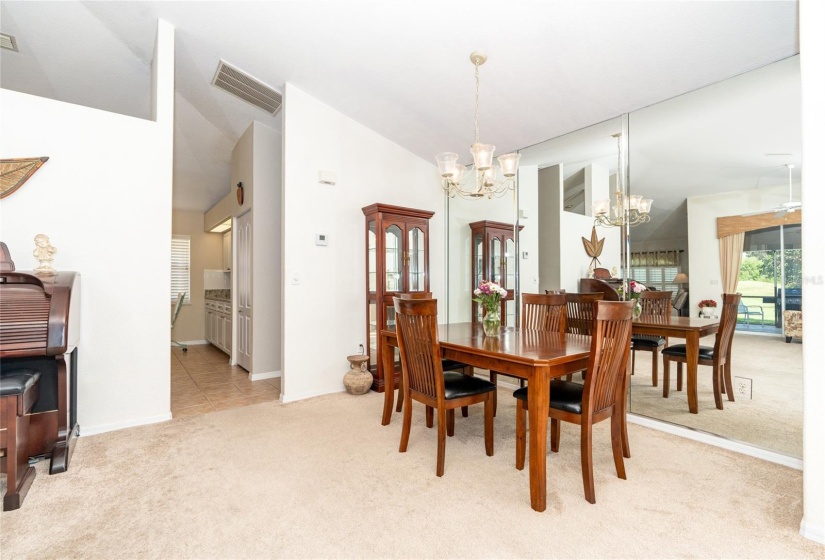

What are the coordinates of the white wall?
(251, 122, 282, 380)
(0, 20, 175, 434)
(686, 184, 795, 316)
(800, 0, 825, 544)
(281, 83, 444, 402)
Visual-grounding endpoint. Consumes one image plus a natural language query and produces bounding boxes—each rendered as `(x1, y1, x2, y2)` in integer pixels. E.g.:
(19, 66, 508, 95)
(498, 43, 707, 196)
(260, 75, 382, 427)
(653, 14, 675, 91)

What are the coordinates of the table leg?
(686, 332, 699, 414)
(381, 334, 396, 426)
(528, 366, 549, 512)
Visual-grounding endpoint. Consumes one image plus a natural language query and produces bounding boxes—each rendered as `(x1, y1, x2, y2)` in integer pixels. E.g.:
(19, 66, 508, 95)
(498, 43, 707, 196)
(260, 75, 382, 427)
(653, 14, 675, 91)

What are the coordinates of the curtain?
(630, 250, 682, 267)
(719, 233, 744, 294)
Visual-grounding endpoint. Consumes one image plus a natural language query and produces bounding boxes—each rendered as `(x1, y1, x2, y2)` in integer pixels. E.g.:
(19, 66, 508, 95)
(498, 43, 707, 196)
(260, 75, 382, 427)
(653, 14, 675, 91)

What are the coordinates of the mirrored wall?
(444, 55, 802, 458)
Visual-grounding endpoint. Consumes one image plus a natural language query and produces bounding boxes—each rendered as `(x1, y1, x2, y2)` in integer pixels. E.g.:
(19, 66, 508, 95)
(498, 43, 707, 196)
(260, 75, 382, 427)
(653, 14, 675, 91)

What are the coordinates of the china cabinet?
(362, 203, 434, 392)
(469, 220, 522, 326)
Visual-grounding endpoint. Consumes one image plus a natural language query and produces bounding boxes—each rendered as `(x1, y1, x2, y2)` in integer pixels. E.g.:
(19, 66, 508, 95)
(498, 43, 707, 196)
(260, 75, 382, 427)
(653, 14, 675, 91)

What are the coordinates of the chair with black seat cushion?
(630, 290, 672, 387)
(393, 297, 495, 477)
(662, 293, 740, 410)
(395, 292, 474, 420)
(1, 369, 41, 511)
(513, 300, 633, 504)
(489, 293, 567, 414)
(560, 292, 603, 381)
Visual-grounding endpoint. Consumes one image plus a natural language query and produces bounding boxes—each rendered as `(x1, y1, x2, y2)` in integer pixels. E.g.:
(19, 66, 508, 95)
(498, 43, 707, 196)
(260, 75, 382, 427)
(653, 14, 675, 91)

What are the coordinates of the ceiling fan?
(773, 164, 801, 217)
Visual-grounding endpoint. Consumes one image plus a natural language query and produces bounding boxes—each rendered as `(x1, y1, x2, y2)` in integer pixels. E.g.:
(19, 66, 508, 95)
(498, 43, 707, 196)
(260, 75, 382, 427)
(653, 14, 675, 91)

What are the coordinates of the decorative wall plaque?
(1, 157, 49, 199)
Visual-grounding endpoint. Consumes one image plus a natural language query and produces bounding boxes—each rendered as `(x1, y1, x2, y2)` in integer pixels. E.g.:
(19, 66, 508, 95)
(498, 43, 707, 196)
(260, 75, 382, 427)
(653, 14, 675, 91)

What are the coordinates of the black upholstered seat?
(0, 370, 40, 396)
(443, 372, 496, 400)
(513, 380, 584, 415)
(631, 335, 665, 349)
(662, 344, 715, 360)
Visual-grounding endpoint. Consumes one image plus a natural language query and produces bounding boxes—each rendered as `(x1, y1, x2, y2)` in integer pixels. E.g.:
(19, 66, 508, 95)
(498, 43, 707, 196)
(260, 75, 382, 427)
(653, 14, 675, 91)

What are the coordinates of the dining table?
(380, 322, 592, 512)
(632, 314, 720, 413)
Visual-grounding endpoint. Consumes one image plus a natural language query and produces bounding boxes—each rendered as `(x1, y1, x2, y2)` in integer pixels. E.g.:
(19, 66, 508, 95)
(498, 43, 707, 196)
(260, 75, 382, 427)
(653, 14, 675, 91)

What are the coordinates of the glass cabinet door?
(408, 227, 425, 292)
(385, 225, 402, 292)
(368, 221, 377, 292)
(505, 237, 516, 290)
(491, 237, 502, 284)
(474, 233, 484, 285)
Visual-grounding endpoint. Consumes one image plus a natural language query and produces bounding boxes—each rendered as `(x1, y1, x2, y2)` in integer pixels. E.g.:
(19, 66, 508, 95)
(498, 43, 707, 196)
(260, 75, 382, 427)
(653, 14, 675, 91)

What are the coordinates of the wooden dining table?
(632, 315, 720, 414)
(380, 322, 591, 512)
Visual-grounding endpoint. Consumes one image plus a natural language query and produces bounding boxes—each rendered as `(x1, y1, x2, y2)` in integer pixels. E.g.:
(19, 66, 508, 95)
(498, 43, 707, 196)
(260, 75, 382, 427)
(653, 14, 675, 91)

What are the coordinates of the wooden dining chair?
(560, 292, 603, 381)
(489, 293, 567, 414)
(630, 290, 672, 387)
(661, 293, 741, 410)
(395, 292, 473, 419)
(513, 300, 633, 504)
(393, 297, 495, 477)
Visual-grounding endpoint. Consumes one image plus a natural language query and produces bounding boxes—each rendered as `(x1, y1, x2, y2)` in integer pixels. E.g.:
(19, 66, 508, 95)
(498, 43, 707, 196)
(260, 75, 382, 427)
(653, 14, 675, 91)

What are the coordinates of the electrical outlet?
(733, 376, 752, 399)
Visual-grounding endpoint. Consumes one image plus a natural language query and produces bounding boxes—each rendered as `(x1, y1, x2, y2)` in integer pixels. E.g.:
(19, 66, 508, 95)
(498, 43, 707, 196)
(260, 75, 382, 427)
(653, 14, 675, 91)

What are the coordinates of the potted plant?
(698, 299, 718, 318)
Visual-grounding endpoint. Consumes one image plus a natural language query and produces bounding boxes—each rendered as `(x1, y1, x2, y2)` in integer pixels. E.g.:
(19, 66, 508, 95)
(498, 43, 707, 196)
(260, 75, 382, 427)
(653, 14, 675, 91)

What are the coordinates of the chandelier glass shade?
(593, 133, 653, 227)
(436, 52, 521, 199)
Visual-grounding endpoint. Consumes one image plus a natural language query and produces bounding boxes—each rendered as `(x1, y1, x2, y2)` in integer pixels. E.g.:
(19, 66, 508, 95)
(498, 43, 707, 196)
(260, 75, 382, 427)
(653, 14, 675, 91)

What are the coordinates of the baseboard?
(800, 519, 825, 544)
(79, 412, 172, 437)
(628, 414, 803, 470)
(175, 340, 209, 346)
(250, 370, 281, 381)
(281, 387, 344, 404)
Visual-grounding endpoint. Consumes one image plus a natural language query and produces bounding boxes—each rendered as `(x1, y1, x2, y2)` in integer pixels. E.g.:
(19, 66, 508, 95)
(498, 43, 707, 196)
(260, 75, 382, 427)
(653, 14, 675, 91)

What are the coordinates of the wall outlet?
(733, 376, 752, 399)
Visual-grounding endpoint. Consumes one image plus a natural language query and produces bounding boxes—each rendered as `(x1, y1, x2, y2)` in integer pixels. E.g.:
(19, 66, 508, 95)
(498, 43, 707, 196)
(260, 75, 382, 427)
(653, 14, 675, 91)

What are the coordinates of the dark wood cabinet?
(363, 203, 434, 392)
(470, 220, 523, 326)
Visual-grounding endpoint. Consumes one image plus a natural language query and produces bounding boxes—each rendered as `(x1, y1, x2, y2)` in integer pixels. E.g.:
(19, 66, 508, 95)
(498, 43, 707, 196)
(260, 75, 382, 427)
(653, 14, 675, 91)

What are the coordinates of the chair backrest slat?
(714, 293, 741, 362)
(582, 300, 633, 415)
(562, 292, 603, 335)
(393, 297, 443, 401)
(522, 293, 567, 334)
(638, 290, 673, 315)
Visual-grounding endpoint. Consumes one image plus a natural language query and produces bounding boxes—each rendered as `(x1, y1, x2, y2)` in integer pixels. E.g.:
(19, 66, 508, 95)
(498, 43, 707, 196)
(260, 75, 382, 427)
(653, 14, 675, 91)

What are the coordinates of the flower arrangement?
(698, 299, 718, 308)
(618, 280, 647, 300)
(473, 280, 507, 313)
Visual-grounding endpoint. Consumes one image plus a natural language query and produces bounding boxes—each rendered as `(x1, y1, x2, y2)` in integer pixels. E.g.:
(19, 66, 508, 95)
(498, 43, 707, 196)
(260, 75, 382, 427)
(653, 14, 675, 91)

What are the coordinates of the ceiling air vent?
(1, 33, 19, 52)
(212, 60, 282, 115)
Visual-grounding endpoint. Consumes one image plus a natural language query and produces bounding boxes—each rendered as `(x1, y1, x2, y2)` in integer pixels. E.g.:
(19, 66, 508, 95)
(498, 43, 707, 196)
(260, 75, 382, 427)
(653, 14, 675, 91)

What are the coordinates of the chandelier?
(435, 52, 521, 199)
(593, 133, 653, 227)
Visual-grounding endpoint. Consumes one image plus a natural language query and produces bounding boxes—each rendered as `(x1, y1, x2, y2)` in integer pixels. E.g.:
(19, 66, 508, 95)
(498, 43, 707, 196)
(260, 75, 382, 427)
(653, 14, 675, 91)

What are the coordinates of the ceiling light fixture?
(593, 133, 653, 228)
(435, 52, 520, 199)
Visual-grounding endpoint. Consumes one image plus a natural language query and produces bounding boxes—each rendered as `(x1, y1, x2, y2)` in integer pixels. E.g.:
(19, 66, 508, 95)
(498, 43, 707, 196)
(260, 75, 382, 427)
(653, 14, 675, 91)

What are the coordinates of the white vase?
(702, 307, 716, 318)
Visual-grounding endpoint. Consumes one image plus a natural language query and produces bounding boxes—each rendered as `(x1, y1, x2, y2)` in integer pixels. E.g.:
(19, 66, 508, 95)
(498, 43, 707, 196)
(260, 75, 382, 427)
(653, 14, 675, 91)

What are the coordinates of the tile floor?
(171, 344, 280, 418)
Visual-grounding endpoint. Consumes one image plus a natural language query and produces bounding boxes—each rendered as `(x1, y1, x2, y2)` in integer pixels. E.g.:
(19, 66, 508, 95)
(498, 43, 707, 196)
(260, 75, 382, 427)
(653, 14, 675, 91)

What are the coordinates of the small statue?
(588, 265, 595, 278)
(611, 266, 619, 279)
(33, 233, 57, 275)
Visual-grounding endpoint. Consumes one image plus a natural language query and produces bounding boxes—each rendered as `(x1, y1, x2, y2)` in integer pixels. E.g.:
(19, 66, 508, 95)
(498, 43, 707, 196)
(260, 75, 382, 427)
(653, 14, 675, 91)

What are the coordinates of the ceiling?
(0, 1, 799, 214)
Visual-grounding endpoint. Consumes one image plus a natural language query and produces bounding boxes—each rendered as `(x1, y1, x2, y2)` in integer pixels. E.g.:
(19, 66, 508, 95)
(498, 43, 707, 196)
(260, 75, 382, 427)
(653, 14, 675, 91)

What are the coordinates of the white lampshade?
(470, 143, 496, 170)
(482, 165, 497, 186)
(593, 199, 609, 216)
(639, 198, 653, 214)
(451, 163, 466, 183)
(498, 153, 521, 177)
(435, 152, 459, 177)
(628, 195, 642, 211)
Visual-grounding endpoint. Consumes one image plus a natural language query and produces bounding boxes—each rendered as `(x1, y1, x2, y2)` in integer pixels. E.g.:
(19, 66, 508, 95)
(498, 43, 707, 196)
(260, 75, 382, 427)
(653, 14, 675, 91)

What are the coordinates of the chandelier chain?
(474, 61, 481, 146)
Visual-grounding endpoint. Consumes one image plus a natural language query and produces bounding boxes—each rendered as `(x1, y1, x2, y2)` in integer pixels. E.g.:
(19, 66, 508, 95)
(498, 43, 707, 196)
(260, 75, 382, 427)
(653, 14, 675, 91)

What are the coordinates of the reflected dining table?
(380, 323, 591, 512)
(632, 315, 720, 414)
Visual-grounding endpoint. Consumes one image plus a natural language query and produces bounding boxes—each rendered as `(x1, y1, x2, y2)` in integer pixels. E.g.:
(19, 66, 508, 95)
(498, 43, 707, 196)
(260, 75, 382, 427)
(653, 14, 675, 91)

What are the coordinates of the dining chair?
(630, 290, 672, 387)
(393, 297, 495, 477)
(395, 292, 474, 420)
(513, 300, 633, 504)
(661, 293, 741, 410)
(489, 293, 567, 414)
(559, 292, 603, 381)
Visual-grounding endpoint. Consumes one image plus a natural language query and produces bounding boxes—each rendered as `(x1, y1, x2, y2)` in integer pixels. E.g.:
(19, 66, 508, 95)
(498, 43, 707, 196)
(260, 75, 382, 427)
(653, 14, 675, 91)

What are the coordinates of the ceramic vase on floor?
(343, 354, 372, 395)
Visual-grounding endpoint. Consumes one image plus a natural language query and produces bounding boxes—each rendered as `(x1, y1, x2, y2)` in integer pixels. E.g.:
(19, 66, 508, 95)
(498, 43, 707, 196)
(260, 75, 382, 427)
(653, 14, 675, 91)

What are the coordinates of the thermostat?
(315, 234, 328, 246)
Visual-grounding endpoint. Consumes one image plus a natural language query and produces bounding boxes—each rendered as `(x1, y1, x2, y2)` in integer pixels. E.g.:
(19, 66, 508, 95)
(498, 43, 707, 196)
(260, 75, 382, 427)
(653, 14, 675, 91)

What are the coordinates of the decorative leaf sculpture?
(582, 226, 605, 269)
(1, 157, 49, 199)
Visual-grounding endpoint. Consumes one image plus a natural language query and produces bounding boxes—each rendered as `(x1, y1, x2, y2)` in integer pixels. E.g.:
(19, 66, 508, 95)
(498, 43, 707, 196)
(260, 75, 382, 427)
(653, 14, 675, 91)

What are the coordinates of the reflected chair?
(662, 293, 740, 410)
(489, 293, 567, 414)
(630, 290, 672, 386)
(561, 292, 603, 381)
(513, 300, 633, 504)
(393, 297, 495, 476)
(395, 292, 474, 419)
(171, 292, 188, 352)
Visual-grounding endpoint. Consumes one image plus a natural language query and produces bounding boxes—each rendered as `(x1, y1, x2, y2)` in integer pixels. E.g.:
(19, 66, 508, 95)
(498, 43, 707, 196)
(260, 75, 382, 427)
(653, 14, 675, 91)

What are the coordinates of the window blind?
(171, 235, 191, 304)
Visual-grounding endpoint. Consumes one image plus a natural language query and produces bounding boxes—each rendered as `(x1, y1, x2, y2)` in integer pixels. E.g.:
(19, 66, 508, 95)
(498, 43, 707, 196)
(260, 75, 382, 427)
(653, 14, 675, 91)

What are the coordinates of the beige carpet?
(628, 333, 802, 457)
(1, 390, 820, 559)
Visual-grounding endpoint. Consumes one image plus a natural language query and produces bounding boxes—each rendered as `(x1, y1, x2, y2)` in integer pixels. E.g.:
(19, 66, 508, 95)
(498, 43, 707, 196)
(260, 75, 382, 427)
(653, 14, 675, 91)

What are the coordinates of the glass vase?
(632, 299, 642, 319)
(482, 309, 501, 337)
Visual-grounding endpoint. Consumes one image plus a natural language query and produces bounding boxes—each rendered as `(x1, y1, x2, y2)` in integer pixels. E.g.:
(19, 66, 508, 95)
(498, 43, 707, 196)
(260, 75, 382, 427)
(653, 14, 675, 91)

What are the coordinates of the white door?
(236, 210, 253, 371)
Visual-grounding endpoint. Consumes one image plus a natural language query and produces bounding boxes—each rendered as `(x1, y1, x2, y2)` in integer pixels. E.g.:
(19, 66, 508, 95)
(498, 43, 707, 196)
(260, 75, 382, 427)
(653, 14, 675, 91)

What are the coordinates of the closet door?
(236, 210, 252, 371)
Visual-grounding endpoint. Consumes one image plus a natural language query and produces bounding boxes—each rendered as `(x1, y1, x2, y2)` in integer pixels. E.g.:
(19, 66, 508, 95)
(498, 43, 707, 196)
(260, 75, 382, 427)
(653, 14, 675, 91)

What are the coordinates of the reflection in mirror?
(627, 55, 802, 458)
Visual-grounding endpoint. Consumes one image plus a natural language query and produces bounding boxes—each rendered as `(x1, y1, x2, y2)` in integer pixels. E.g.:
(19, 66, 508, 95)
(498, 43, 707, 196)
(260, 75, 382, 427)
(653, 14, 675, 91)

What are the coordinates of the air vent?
(212, 60, 282, 115)
(1, 33, 19, 52)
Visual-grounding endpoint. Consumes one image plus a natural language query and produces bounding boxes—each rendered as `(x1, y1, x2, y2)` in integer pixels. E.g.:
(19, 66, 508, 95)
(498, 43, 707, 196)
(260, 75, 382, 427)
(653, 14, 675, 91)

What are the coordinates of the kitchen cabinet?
(362, 203, 434, 393)
(205, 298, 231, 355)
